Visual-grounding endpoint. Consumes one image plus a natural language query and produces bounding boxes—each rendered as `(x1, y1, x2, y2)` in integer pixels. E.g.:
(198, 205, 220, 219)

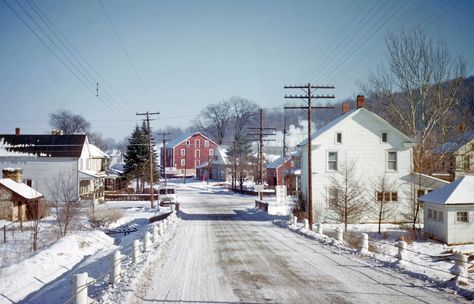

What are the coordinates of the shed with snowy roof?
(0, 169, 45, 221)
(419, 176, 474, 245)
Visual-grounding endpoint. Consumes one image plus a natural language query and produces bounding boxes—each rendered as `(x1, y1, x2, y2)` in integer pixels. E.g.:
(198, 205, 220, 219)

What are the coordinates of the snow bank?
(0, 230, 113, 303)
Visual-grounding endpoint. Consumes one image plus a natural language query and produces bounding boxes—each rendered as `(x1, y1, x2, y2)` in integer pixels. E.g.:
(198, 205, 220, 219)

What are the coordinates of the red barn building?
(161, 132, 218, 177)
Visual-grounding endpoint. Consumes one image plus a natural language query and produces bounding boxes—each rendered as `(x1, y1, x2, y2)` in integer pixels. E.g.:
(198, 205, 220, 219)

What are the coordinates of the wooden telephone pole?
(247, 108, 276, 200)
(136, 111, 160, 208)
(157, 132, 171, 186)
(284, 84, 334, 229)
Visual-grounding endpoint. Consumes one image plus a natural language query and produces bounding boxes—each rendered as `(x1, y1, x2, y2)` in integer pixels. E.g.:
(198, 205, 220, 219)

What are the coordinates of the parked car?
(158, 186, 177, 207)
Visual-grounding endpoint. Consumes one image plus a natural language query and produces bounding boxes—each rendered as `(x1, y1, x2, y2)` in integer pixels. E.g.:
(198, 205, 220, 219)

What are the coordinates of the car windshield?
(159, 189, 175, 194)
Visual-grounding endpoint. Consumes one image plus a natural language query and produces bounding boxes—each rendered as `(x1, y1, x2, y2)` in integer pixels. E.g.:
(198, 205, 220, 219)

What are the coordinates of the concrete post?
(316, 223, 323, 234)
(396, 240, 407, 262)
(159, 225, 164, 236)
(152, 226, 159, 243)
(73, 272, 88, 304)
(452, 253, 469, 284)
(109, 250, 121, 285)
(132, 240, 140, 264)
(303, 219, 309, 230)
(143, 232, 151, 252)
(292, 216, 297, 226)
(336, 227, 343, 241)
(360, 233, 369, 253)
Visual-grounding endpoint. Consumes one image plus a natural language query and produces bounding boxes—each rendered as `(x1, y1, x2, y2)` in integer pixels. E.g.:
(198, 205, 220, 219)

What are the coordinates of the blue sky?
(1, 0, 473, 140)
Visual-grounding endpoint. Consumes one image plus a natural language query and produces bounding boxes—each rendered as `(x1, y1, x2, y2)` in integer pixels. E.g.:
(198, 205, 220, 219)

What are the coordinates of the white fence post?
(288, 214, 293, 224)
(152, 226, 159, 243)
(452, 253, 469, 284)
(396, 240, 407, 263)
(132, 240, 140, 264)
(360, 233, 369, 253)
(292, 216, 297, 226)
(316, 223, 323, 234)
(109, 250, 121, 285)
(159, 224, 164, 236)
(73, 272, 89, 304)
(336, 227, 343, 241)
(303, 219, 309, 230)
(143, 232, 151, 252)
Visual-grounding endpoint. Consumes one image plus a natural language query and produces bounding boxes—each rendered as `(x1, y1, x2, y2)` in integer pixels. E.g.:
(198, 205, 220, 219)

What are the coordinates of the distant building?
(433, 131, 474, 182)
(420, 176, 474, 245)
(0, 129, 109, 201)
(160, 132, 218, 177)
(266, 152, 301, 195)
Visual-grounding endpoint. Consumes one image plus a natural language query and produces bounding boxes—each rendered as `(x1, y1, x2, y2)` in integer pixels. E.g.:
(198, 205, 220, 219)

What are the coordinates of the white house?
(419, 176, 474, 245)
(0, 130, 109, 201)
(297, 96, 416, 223)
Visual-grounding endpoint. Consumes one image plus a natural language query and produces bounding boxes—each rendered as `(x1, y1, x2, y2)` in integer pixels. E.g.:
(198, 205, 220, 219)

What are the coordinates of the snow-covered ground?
(0, 200, 175, 304)
(277, 220, 474, 297)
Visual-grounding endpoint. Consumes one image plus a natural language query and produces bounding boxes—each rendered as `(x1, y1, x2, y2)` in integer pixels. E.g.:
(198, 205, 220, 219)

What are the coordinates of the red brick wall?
(172, 134, 218, 174)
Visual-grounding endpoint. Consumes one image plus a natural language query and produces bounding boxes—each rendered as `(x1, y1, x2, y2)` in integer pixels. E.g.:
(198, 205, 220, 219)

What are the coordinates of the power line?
(99, 0, 155, 108)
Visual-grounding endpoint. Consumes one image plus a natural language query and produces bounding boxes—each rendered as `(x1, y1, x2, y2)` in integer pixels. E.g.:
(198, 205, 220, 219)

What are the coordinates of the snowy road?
(133, 185, 466, 304)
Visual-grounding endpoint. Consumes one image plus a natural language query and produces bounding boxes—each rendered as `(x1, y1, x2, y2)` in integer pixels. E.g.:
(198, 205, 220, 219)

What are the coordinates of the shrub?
(88, 208, 123, 228)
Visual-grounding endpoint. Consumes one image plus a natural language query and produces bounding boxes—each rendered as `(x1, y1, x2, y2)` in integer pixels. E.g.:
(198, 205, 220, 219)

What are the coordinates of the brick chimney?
(15, 128, 20, 136)
(2, 168, 23, 183)
(356, 95, 365, 109)
(342, 103, 350, 114)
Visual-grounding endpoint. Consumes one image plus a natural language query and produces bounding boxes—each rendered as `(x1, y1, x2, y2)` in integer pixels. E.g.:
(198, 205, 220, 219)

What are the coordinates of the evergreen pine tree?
(123, 125, 148, 192)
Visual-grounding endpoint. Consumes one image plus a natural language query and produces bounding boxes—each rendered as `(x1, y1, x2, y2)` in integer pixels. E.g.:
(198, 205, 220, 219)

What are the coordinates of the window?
(180, 159, 185, 166)
(180, 149, 185, 156)
(457, 211, 468, 222)
(376, 192, 398, 202)
(427, 209, 433, 219)
(463, 155, 470, 170)
(417, 189, 425, 197)
(328, 152, 338, 171)
(336, 132, 342, 144)
(195, 139, 200, 148)
(209, 149, 214, 156)
(195, 160, 200, 166)
(195, 150, 200, 158)
(25, 179, 32, 187)
(185, 140, 190, 146)
(204, 140, 209, 147)
(433, 210, 443, 222)
(387, 151, 397, 171)
(381, 132, 388, 143)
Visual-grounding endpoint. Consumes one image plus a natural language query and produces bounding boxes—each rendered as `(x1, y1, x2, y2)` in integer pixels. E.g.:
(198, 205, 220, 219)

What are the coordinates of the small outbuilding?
(419, 176, 474, 245)
(0, 168, 45, 221)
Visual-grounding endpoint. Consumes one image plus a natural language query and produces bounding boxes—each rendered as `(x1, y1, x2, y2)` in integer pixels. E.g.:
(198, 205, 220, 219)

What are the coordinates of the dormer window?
(381, 131, 388, 143)
(336, 132, 342, 144)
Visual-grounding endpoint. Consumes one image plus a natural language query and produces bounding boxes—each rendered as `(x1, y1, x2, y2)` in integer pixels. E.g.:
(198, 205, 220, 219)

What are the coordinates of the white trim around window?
(380, 130, 388, 143)
(327, 151, 338, 172)
(387, 150, 398, 172)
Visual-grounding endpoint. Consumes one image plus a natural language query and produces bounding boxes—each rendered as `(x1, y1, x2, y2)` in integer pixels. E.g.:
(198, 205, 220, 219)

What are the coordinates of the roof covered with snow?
(436, 131, 474, 153)
(418, 176, 474, 205)
(296, 108, 415, 147)
(0, 134, 86, 158)
(166, 131, 216, 148)
(88, 143, 110, 159)
(0, 178, 43, 199)
(267, 157, 290, 169)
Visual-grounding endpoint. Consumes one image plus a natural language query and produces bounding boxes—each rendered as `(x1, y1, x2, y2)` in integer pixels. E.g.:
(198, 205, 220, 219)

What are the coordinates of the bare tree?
(49, 110, 91, 134)
(362, 30, 466, 172)
(48, 171, 81, 238)
(195, 100, 232, 144)
(369, 175, 399, 234)
(229, 97, 259, 139)
(360, 29, 466, 227)
(325, 161, 366, 231)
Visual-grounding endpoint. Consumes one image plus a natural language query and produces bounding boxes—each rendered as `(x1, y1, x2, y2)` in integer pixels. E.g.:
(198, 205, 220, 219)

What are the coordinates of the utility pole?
(284, 83, 334, 229)
(136, 111, 160, 208)
(247, 108, 276, 200)
(157, 132, 171, 186)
